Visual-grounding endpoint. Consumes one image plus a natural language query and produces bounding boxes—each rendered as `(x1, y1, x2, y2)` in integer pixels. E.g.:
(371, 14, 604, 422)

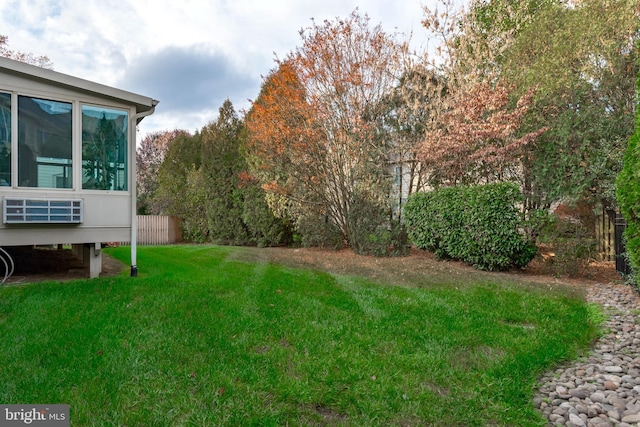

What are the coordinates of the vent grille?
(3, 198, 83, 224)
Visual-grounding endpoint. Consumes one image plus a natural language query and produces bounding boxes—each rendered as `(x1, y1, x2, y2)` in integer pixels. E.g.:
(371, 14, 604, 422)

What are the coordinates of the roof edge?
(0, 56, 158, 112)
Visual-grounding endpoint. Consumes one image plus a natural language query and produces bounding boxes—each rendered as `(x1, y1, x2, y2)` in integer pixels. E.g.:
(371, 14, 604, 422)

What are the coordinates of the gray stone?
(571, 389, 590, 399)
(588, 406, 601, 417)
(533, 283, 640, 427)
(607, 410, 621, 421)
(626, 403, 640, 413)
(569, 413, 585, 426)
(533, 397, 544, 408)
(549, 413, 564, 423)
(591, 393, 608, 404)
(553, 406, 567, 416)
(608, 398, 626, 410)
(620, 414, 640, 423)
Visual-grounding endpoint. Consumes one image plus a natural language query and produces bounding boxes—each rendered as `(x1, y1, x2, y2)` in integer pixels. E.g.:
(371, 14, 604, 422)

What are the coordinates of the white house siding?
(0, 57, 157, 277)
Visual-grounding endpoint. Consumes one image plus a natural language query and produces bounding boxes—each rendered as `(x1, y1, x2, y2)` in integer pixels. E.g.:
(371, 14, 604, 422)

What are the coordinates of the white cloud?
(0, 0, 439, 139)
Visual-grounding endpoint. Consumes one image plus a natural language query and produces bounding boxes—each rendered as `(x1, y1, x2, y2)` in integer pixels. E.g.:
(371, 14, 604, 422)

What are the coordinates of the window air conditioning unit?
(3, 198, 83, 224)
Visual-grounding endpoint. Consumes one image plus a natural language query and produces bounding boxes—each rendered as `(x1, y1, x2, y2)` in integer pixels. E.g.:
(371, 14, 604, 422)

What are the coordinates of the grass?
(0, 245, 601, 426)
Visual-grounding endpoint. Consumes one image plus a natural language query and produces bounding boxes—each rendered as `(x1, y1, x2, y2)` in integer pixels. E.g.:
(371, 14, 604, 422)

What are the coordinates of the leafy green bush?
(404, 182, 536, 271)
(616, 69, 640, 289)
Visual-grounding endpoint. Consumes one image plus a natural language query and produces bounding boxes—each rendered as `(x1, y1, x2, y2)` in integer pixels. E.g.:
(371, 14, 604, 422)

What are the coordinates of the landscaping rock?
(569, 412, 586, 426)
(535, 282, 640, 427)
(622, 414, 640, 424)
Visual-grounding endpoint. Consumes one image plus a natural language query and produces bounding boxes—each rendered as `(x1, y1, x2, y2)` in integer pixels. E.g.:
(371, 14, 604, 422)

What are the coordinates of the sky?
(0, 0, 446, 142)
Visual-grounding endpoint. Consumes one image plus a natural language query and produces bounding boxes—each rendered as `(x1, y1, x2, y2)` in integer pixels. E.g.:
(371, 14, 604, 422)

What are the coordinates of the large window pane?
(18, 96, 72, 188)
(0, 92, 10, 186)
(82, 105, 128, 191)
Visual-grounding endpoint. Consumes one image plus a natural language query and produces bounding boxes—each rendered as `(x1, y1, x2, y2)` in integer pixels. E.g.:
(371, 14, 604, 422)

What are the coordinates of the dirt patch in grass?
(297, 404, 348, 426)
(234, 246, 622, 291)
(1, 246, 126, 284)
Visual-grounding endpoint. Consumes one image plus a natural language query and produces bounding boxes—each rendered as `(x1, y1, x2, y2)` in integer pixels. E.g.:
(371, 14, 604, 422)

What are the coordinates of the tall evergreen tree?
(200, 100, 251, 244)
(155, 131, 206, 241)
(137, 130, 190, 214)
(616, 69, 640, 286)
(155, 101, 292, 246)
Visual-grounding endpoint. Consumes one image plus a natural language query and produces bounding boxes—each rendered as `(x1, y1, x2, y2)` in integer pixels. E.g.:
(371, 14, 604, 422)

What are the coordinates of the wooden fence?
(121, 215, 182, 245)
(595, 207, 615, 261)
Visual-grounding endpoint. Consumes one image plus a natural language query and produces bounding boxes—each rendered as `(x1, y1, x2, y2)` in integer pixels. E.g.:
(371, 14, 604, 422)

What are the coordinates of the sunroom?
(0, 56, 158, 279)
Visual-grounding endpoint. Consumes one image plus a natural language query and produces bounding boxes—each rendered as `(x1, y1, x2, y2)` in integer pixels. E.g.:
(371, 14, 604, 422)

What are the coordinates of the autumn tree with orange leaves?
(245, 11, 408, 252)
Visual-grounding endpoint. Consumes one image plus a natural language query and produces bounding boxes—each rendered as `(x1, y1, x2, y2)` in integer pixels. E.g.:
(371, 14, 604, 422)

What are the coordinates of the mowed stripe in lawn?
(0, 245, 599, 426)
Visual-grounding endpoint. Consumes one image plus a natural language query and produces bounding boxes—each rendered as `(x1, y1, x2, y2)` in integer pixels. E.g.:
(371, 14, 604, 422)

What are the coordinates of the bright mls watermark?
(0, 405, 69, 426)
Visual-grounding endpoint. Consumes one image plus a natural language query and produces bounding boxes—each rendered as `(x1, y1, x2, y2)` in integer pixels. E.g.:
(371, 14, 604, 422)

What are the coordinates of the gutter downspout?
(130, 102, 158, 277)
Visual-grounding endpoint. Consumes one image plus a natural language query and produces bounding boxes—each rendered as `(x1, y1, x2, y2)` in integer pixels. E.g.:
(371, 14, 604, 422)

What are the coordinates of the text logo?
(0, 405, 69, 426)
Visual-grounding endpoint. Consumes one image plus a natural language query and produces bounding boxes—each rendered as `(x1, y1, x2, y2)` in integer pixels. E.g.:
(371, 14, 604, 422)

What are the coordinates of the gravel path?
(535, 282, 640, 426)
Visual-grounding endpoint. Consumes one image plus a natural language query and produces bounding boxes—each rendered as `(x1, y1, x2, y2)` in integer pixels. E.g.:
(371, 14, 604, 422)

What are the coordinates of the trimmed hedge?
(616, 69, 640, 287)
(404, 182, 537, 271)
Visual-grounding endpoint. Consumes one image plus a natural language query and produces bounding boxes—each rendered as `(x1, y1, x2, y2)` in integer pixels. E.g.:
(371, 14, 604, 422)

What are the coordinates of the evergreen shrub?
(616, 69, 640, 288)
(404, 182, 536, 271)
(242, 185, 294, 247)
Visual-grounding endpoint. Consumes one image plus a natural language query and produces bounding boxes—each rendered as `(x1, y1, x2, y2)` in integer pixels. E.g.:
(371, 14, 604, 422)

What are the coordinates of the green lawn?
(0, 245, 600, 426)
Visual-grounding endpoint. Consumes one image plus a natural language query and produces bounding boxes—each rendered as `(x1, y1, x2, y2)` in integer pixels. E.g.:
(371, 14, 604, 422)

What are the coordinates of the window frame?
(0, 87, 134, 194)
(17, 94, 74, 190)
(81, 103, 130, 192)
(0, 91, 12, 187)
